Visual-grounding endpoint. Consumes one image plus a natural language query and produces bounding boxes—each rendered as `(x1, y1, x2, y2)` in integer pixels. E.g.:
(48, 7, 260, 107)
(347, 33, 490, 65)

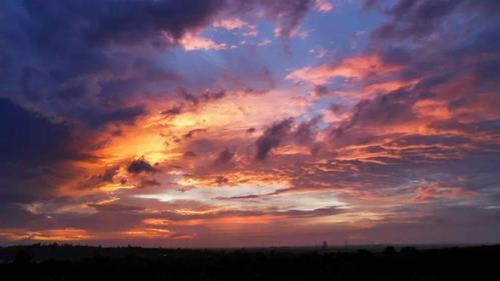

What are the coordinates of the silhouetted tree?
(400, 246, 418, 256)
(14, 250, 32, 265)
(383, 246, 397, 256)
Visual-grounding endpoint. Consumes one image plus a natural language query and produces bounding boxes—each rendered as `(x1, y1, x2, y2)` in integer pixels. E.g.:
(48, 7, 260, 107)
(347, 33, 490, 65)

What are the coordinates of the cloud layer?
(1, 0, 499, 247)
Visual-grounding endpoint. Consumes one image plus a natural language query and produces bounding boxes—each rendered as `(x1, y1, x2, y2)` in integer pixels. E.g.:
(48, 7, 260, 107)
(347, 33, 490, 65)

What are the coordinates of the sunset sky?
(1, 0, 500, 247)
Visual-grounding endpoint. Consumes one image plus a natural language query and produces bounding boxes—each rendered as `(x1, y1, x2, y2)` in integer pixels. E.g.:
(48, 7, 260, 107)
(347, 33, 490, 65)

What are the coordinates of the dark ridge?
(0, 244, 498, 281)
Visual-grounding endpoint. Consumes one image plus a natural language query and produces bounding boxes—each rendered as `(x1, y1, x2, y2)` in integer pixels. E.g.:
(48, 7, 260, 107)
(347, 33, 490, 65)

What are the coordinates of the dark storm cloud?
(0, 0, 318, 132)
(331, 87, 418, 138)
(100, 167, 120, 183)
(42, 210, 146, 233)
(370, 0, 500, 41)
(255, 118, 294, 160)
(252, 117, 323, 161)
(161, 105, 184, 117)
(136, 179, 161, 189)
(214, 148, 235, 165)
(82, 105, 147, 128)
(0, 99, 94, 206)
(294, 116, 321, 145)
(78, 0, 225, 46)
(1, 0, 209, 128)
(0, 163, 63, 204)
(127, 158, 156, 174)
(379, 46, 412, 66)
(2, 0, 223, 53)
(177, 88, 227, 106)
(373, 0, 461, 40)
(0, 98, 75, 164)
(0, 3, 324, 219)
(0, 204, 44, 228)
(184, 151, 198, 158)
(183, 129, 208, 139)
(77, 166, 121, 190)
(312, 85, 330, 96)
(87, 203, 145, 213)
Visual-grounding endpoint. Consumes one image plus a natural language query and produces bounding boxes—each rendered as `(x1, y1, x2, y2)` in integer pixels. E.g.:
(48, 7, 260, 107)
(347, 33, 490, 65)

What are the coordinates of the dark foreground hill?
(0, 244, 499, 281)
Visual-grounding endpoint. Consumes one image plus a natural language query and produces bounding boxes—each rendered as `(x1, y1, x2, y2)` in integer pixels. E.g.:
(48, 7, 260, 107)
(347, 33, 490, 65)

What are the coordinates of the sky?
(1, 0, 500, 247)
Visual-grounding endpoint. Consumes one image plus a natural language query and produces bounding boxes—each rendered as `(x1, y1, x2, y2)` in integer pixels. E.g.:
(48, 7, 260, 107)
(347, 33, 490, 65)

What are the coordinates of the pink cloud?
(286, 55, 401, 84)
(213, 18, 258, 36)
(314, 0, 334, 13)
(179, 33, 227, 51)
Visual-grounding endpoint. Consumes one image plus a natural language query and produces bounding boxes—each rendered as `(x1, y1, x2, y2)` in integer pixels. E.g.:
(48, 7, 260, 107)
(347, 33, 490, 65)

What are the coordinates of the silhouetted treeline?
(0, 244, 499, 281)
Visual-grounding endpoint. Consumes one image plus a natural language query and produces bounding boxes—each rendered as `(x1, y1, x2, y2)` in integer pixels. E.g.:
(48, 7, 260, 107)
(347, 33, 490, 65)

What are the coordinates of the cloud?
(370, 0, 499, 41)
(0, 228, 92, 242)
(127, 158, 157, 174)
(137, 179, 161, 189)
(213, 18, 258, 36)
(176, 33, 227, 51)
(1, 0, 500, 246)
(81, 105, 147, 129)
(413, 182, 477, 203)
(255, 118, 294, 160)
(313, 0, 333, 13)
(257, 39, 272, 47)
(161, 105, 184, 117)
(87, 203, 145, 213)
(0, 98, 86, 204)
(0, 0, 317, 131)
(214, 148, 235, 165)
(0, 98, 76, 164)
(286, 55, 401, 84)
(146, 205, 343, 222)
(100, 167, 120, 183)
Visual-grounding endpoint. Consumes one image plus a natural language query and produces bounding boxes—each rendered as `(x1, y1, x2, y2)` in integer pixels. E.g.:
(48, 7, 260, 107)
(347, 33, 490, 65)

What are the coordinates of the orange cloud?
(143, 218, 173, 226)
(0, 228, 91, 241)
(286, 55, 401, 84)
(123, 228, 173, 238)
(414, 183, 478, 203)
